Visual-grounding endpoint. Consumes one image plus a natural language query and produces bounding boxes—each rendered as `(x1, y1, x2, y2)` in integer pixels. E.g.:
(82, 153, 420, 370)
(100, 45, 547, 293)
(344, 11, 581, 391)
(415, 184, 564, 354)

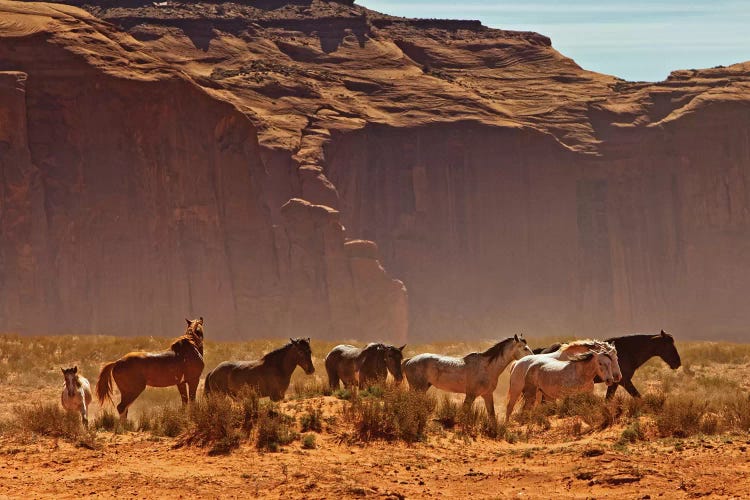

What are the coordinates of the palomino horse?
(535, 330, 680, 398)
(505, 346, 616, 421)
(403, 335, 532, 419)
(508, 340, 622, 405)
(61, 366, 93, 427)
(325, 343, 406, 390)
(97, 318, 205, 423)
(204, 338, 315, 401)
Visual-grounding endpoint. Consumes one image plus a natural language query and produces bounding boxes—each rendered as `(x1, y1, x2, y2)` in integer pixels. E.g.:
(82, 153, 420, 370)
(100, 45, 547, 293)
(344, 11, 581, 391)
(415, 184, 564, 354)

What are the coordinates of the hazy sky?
(358, 0, 750, 82)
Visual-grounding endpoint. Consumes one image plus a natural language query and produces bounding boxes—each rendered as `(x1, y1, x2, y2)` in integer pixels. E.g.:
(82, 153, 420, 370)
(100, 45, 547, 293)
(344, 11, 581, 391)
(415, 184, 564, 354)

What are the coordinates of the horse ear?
(660, 329, 666, 336)
(307, 337, 310, 343)
(186, 318, 191, 326)
(289, 337, 295, 344)
(399, 344, 406, 351)
(73, 366, 78, 373)
(514, 334, 519, 341)
(198, 317, 204, 325)
(60, 367, 65, 374)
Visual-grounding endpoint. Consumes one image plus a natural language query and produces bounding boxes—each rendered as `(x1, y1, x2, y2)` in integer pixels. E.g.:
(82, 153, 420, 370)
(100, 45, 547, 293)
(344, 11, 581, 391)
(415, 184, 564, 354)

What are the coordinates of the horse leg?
(188, 379, 199, 403)
(325, 363, 340, 390)
(80, 397, 89, 428)
(621, 379, 642, 398)
(482, 393, 496, 421)
(117, 383, 145, 425)
(605, 383, 619, 400)
(177, 382, 188, 405)
(521, 384, 538, 412)
(463, 393, 477, 413)
(505, 386, 522, 422)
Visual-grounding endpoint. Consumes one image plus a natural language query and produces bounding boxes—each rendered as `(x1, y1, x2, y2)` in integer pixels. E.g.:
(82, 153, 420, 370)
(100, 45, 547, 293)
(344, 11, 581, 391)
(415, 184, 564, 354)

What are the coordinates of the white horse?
(505, 347, 616, 421)
(403, 335, 533, 419)
(508, 340, 621, 403)
(61, 366, 93, 427)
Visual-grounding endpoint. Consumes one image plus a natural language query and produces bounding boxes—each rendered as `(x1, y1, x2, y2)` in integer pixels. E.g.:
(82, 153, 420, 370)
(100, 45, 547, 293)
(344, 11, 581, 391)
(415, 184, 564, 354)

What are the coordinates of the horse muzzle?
(305, 366, 315, 375)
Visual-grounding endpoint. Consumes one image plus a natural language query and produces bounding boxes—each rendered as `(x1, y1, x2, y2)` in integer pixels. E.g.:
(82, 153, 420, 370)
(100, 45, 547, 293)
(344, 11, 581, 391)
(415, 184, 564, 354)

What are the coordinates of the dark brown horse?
(536, 330, 681, 399)
(204, 338, 314, 401)
(96, 318, 205, 423)
(325, 343, 406, 390)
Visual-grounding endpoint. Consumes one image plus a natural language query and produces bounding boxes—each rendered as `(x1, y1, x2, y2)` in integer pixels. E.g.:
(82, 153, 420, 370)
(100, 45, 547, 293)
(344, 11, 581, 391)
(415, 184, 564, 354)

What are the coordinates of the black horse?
(535, 330, 681, 398)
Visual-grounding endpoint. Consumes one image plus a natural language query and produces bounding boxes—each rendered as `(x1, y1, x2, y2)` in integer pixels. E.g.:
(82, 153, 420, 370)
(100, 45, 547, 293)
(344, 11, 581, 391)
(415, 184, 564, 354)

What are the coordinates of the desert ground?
(1, 334, 750, 499)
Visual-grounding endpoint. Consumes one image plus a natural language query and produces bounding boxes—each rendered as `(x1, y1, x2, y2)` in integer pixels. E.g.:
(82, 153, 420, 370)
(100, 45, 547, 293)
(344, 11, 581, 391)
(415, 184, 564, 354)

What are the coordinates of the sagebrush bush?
(140, 403, 188, 437)
(180, 396, 244, 454)
(346, 386, 435, 442)
(300, 406, 323, 433)
(555, 393, 613, 430)
(655, 394, 708, 437)
(15, 402, 84, 439)
(256, 404, 298, 451)
(94, 410, 119, 432)
(301, 433, 316, 449)
(435, 395, 460, 429)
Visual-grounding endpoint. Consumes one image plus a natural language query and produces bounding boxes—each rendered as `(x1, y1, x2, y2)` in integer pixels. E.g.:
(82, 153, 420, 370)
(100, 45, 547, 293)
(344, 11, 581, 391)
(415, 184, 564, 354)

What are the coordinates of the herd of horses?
(59, 317, 682, 429)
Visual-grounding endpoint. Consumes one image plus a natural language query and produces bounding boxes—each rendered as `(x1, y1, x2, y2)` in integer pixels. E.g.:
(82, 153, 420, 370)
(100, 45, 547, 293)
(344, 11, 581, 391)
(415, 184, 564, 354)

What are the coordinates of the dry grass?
(343, 385, 435, 442)
(2, 333, 750, 450)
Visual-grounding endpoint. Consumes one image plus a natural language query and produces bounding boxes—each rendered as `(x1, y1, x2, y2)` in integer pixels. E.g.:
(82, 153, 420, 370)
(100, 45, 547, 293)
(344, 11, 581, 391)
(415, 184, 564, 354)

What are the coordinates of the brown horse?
(203, 338, 314, 401)
(325, 343, 406, 390)
(96, 317, 205, 423)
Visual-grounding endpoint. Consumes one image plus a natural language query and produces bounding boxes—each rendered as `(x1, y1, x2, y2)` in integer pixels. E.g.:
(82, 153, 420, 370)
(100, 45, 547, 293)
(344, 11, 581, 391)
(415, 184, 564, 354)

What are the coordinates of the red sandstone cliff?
(1, 0, 749, 341)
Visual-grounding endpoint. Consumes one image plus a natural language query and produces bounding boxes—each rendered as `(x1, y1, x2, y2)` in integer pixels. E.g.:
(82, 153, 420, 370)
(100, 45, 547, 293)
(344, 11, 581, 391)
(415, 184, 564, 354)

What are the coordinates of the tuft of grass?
(301, 433, 316, 449)
(435, 395, 460, 429)
(14, 403, 84, 440)
(290, 378, 331, 399)
(618, 420, 644, 444)
(555, 393, 613, 430)
(139, 403, 188, 437)
(300, 406, 323, 433)
(334, 388, 353, 401)
(93, 410, 119, 432)
(179, 395, 247, 455)
(256, 404, 298, 451)
(344, 386, 435, 442)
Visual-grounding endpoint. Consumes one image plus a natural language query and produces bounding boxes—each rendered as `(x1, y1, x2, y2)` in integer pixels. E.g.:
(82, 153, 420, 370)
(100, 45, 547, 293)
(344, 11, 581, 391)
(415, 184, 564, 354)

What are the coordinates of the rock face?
(1, 0, 749, 340)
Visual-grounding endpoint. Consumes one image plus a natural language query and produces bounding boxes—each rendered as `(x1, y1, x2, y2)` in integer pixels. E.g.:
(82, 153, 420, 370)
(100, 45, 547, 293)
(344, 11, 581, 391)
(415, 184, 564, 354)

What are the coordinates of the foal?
(61, 366, 93, 427)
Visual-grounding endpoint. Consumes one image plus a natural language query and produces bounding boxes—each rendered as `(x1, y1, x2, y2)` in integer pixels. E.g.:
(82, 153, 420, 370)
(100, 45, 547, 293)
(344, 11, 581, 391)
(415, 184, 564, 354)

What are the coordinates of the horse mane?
(170, 324, 203, 357)
(261, 341, 295, 362)
(480, 337, 516, 361)
(560, 339, 614, 354)
(607, 332, 673, 343)
(568, 350, 596, 362)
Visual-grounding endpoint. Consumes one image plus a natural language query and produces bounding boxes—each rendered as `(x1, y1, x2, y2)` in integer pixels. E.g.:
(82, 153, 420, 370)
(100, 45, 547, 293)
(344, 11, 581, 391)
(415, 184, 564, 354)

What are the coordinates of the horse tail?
(96, 361, 116, 406)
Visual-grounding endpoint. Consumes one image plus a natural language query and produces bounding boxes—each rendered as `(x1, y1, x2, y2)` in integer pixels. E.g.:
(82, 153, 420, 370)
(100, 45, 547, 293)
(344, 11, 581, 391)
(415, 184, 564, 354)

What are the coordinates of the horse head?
(290, 337, 315, 375)
(512, 334, 534, 360)
(594, 341, 622, 383)
(654, 330, 681, 369)
(383, 344, 406, 383)
(61, 366, 79, 398)
(593, 351, 615, 386)
(185, 317, 205, 345)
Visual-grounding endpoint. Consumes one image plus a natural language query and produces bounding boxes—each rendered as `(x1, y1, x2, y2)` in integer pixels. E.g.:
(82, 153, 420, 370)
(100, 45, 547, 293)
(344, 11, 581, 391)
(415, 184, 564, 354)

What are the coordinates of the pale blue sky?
(358, 0, 750, 81)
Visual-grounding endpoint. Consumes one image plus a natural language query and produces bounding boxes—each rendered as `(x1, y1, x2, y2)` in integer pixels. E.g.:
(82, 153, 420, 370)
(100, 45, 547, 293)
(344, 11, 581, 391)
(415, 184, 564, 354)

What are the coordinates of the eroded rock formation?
(1, 0, 748, 340)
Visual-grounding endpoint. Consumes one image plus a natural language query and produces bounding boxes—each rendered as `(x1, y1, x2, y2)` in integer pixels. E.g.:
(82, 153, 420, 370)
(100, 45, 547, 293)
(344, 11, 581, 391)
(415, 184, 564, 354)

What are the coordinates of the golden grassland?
(1, 333, 749, 449)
